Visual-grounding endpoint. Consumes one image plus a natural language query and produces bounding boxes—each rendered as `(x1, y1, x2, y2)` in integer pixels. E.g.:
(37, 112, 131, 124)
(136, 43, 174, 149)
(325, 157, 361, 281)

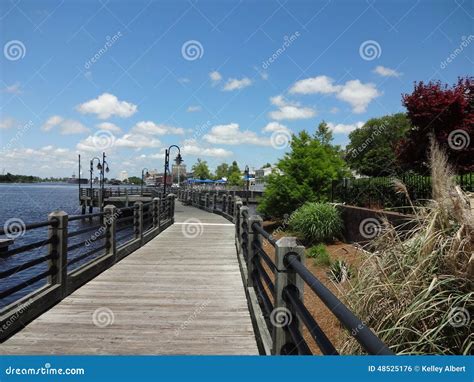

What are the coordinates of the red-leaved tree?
(396, 77, 473, 174)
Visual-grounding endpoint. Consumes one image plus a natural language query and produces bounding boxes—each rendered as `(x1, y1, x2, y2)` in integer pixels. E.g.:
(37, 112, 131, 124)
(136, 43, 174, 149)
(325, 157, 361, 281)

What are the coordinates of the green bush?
(328, 260, 353, 283)
(288, 202, 342, 244)
(307, 244, 331, 266)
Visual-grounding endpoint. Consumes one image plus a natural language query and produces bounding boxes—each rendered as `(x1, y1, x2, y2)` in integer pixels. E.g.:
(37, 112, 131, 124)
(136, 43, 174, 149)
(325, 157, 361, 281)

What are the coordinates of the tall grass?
(288, 202, 342, 244)
(339, 141, 473, 355)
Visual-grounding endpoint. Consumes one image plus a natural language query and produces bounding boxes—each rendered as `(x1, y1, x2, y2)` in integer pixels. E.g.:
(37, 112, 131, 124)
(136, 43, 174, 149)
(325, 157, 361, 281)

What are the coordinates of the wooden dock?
(0, 202, 258, 355)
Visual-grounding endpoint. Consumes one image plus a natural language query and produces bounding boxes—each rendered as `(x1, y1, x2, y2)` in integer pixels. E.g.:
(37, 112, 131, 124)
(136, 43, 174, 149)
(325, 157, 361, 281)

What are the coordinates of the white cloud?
(181, 139, 232, 157)
(0, 117, 16, 129)
(3, 83, 22, 95)
(76, 93, 137, 119)
(327, 121, 364, 134)
(41, 115, 89, 134)
(268, 95, 316, 121)
(187, 105, 202, 112)
(289, 75, 341, 94)
(96, 122, 122, 133)
(288, 76, 381, 114)
(222, 77, 252, 91)
(209, 71, 222, 84)
(178, 77, 190, 84)
(373, 65, 402, 77)
(115, 134, 161, 149)
(132, 121, 184, 135)
(203, 123, 270, 146)
(336, 80, 381, 113)
(262, 122, 290, 134)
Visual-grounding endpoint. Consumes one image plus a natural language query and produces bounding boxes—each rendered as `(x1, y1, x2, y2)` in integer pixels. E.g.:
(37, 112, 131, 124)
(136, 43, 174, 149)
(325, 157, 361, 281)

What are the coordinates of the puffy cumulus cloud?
(186, 105, 202, 112)
(115, 134, 161, 149)
(96, 122, 122, 133)
(209, 71, 222, 84)
(41, 116, 89, 135)
(203, 123, 271, 146)
(327, 121, 364, 134)
(336, 80, 380, 114)
(262, 122, 290, 134)
(289, 75, 341, 94)
(181, 139, 233, 158)
(76, 132, 162, 152)
(288, 76, 381, 114)
(131, 121, 184, 135)
(76, 93, 137, 119)
(268, 95, 316, 121)
(222, 77, 252, 91)
(373, 65, 402, 77)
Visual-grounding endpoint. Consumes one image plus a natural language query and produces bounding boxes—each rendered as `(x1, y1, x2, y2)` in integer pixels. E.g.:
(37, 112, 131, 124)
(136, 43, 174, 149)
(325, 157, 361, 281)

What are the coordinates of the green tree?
(258, 123, 349, 218)
(345, 113, 411, 176)
(227, 171, 243, 186)
(227, 160, 240, 177)
(127, 176, 142, 185)
(215, 163, 229, 180)
(262, 163, 272, 168)
(192, 158, 211, 180)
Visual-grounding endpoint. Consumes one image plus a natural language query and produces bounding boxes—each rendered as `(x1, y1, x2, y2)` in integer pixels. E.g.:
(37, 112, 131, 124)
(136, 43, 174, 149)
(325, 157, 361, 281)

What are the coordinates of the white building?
(118, 170, 128, 182)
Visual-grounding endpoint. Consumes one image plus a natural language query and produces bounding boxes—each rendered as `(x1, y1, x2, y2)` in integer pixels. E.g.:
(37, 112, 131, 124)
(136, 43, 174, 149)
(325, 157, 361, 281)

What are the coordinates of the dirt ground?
(260, 226, 363, 355)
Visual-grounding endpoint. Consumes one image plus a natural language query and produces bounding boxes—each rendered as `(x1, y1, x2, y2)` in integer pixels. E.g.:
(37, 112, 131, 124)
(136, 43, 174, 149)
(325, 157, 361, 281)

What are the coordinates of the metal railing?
(0, 194, 176, 342)
(179, 189, 393, 356)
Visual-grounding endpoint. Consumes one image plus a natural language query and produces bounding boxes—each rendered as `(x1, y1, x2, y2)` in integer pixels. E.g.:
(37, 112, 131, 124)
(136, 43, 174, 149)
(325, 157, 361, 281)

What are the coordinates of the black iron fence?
(331, 173, 473, 210)
(179, 189, 393, 355)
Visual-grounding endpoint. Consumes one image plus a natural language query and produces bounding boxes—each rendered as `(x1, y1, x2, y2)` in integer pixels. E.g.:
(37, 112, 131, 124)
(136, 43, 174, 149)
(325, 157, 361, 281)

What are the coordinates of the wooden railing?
(179, 189, 393, 356)
(0, 194, 176, 342)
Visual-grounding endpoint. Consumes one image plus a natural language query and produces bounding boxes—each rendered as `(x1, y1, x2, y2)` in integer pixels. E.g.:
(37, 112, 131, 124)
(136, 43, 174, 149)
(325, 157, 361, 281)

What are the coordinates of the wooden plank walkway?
(0, 202, 258, 355)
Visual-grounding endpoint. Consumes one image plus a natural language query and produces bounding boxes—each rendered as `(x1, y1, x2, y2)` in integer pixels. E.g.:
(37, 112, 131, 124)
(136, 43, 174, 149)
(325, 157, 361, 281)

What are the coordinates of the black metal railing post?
(234, 198, 243, 253)
(104, 204, 117, 258)
(48, 210, 68, 298)
(247, 215, 263, 287)
(273, 237, 305, 355)
(153, 197, 160, 229)
(133, 201, 143, 244)
(167, 193, 175, 223)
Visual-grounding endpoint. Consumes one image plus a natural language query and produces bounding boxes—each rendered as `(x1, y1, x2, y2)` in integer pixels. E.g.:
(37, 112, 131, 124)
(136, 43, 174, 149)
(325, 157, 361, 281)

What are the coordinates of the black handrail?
(68, 224, 103, 238)
(0, 268, 56, 299)
(0, 254, 54, 279)
(251, 221, 276, 247)
(69, 212, 104, 221)
(1, 238, 53, 259)
(68, 244, 107, 267)
(252, 243, 276, 273)
(285, 253, 394, 355)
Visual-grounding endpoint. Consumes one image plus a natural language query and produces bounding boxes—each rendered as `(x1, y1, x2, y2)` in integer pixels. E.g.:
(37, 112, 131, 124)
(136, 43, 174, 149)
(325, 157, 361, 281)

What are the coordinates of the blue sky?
(0, 0, 472, 178)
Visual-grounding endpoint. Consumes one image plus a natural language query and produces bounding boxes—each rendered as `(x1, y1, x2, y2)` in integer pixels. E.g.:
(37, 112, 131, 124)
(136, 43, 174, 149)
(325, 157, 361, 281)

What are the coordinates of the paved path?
(1, 202, 258, 355)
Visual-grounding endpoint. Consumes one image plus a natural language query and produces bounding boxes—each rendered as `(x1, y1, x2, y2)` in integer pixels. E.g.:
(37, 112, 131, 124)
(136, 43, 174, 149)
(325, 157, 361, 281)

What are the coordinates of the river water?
(0, 183, 135, 308)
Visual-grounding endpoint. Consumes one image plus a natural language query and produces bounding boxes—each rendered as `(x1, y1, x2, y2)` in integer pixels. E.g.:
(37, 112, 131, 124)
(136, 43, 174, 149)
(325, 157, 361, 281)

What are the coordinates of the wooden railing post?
(247, 215, 263, 287)
(227, 195, 234, 216)
(272, 237, 305, 355)
(239, 206, 249, 263)
(104, 204, 117, 258)
(212, 193, 217, 212)
(153, 197, 160, 229)
(205, 193, 210, 210)
(167, 193, 175, 223)
(134, 201, 143, 244)
(222, 195, 227, 213)
(234, 199, 243, 253)
(48, 210, 68, 298)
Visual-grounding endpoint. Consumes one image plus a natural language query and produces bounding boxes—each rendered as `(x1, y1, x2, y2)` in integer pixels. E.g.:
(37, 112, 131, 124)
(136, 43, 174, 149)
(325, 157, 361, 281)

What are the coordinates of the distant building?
(253, 166, 280, 191)
(118, 171, 128, 182)
(172, 164, 186, 184)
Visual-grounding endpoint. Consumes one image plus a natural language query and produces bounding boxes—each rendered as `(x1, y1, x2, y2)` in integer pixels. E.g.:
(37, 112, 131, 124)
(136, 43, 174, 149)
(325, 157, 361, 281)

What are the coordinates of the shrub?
(288, 202, 342, 244)
(328, 260, 353, 283)
(307, 244, 331, 266)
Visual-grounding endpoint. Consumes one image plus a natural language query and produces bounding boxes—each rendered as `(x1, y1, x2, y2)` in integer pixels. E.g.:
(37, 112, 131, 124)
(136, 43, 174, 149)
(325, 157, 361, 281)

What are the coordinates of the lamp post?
(244, 165, 250, 205)
(141, 167, 149, 196)
(100, 152, 110, 211)
(90, 156, 101, 213)
(163, 145, 182, 195)
(89, 154, 109, 212)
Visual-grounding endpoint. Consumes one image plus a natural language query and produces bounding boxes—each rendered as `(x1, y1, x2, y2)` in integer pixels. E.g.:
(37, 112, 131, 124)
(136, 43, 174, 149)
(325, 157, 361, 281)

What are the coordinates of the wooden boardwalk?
(0, 202, 258, 355)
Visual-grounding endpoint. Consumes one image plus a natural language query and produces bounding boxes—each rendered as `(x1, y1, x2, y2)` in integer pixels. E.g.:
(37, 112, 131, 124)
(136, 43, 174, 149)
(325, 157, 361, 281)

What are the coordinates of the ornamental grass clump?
(340, 141, 473, 355)
(288, 202, 342, 244)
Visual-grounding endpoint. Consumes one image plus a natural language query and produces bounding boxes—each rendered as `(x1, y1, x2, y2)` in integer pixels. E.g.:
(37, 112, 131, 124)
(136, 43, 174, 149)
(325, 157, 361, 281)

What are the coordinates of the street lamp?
(141, 167, 149, 196)
(163, 145, 182, 195)
(100, 152, 110, 211)
(244, 165, 250, 205)
(89, 153, 110, 212)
